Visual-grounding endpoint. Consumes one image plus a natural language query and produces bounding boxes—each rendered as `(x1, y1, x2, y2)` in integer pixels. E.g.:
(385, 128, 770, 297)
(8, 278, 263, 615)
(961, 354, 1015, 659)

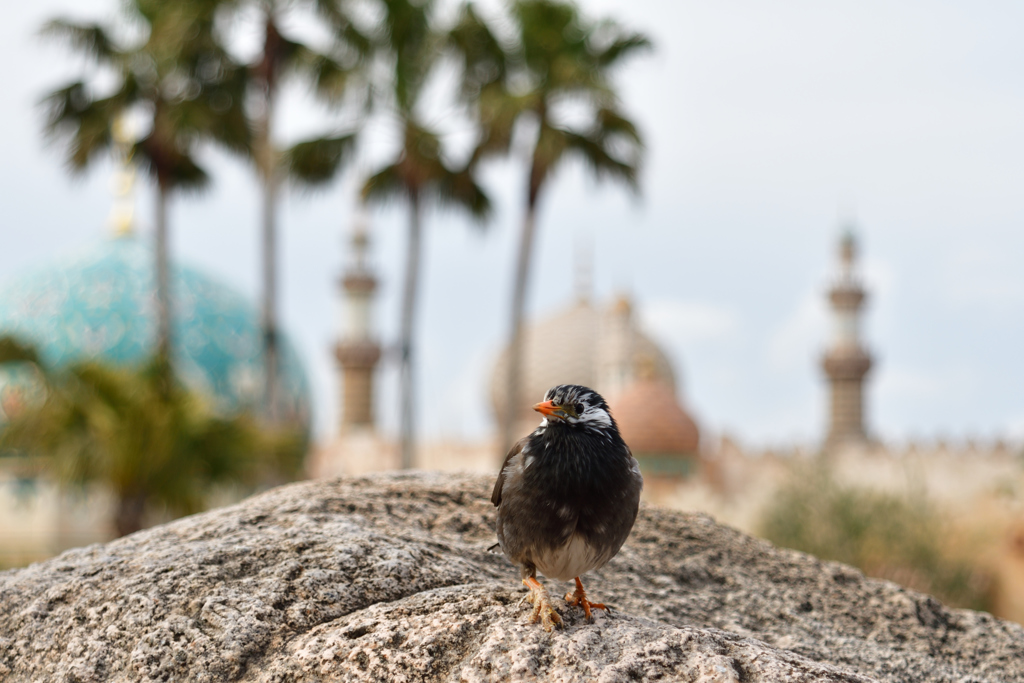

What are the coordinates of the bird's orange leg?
(564, 577, 608, 621)
(523, 576, 562, 631)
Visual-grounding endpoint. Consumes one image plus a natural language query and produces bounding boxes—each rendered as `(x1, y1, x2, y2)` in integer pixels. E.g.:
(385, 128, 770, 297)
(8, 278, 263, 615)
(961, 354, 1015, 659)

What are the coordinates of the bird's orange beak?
(534, 400, 576, 419)
(533, 400, 559, 417)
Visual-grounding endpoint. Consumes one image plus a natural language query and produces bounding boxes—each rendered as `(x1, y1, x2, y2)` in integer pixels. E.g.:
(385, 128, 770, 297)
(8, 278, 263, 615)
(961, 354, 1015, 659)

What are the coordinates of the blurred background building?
(0, 161, 311, 563)
(310, 220, 1024, 622)
(0, 237, 311, 421)
(822, 233, 874, 447)
(311, 226, 702, 481)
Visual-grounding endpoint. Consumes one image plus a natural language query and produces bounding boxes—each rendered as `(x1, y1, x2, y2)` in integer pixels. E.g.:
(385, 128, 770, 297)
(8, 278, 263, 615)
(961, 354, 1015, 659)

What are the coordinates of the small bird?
(491, 384, 643, 631)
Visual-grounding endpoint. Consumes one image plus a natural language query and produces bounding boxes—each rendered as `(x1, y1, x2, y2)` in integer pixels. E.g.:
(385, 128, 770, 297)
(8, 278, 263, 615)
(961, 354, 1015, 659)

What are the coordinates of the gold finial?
(611, 292, 633, 316)
(109, 116, 136, 238)
(350, 201, 371, 270)
(634, 353, 657, 381)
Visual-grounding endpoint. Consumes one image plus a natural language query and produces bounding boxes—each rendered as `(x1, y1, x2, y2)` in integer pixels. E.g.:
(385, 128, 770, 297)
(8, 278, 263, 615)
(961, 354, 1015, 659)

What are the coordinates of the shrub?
(759, 461, 993, 612)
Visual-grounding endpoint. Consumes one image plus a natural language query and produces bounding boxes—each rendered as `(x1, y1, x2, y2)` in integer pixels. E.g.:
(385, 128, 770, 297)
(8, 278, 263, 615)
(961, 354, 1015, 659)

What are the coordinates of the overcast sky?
(2, 0, 1023, 448)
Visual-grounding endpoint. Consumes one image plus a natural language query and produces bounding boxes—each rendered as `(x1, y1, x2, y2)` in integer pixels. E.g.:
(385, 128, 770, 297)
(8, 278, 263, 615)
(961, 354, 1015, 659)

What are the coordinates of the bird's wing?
(491, 436, 526, 507)
(626, 442, 644, 492)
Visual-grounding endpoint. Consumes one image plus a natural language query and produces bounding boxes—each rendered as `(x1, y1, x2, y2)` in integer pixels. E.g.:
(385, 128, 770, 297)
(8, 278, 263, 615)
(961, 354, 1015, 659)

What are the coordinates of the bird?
(491, 384, 643, 631)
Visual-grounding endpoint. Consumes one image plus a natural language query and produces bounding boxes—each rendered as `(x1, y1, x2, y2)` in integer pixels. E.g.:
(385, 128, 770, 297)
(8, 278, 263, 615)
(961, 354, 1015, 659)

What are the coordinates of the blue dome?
(0, 236, 311, 427)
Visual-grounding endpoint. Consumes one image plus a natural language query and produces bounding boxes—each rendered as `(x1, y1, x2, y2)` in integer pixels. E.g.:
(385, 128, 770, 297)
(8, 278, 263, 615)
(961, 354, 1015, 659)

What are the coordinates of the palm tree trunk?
(260, 147, 280, 423)
(399, 190, 423, 469)
(258, 90, 280, 424)
(502, 194, 540, 454)
(154, 182, 172, 393)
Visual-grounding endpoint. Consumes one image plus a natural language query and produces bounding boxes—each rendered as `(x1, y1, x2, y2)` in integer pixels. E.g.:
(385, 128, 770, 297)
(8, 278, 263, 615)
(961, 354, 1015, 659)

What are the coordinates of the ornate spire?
(821, 229, 873, 448)
(108, 116, 137, 238)
(334, 204, 382, 432)
(573, 236, 593, 305)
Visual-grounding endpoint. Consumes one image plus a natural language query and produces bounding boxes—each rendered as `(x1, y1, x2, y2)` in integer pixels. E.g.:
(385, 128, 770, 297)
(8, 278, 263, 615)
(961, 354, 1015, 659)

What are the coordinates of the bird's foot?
(564, 577, 608, 621)
(523, 577, 562, 631)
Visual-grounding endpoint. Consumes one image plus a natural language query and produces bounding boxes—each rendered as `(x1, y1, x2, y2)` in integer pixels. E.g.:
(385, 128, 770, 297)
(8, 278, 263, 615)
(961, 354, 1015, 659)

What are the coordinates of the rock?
(0, 472, 1020, 682)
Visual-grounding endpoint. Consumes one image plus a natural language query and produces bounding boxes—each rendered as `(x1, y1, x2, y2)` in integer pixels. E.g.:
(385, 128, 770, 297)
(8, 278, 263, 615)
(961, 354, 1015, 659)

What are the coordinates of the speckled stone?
(1, 472, 1021, 682)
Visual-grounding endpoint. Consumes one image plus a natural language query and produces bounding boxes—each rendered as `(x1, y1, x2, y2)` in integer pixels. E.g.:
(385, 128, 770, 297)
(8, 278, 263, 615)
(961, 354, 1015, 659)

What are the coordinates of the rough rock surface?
(1, 472, 1022, 682)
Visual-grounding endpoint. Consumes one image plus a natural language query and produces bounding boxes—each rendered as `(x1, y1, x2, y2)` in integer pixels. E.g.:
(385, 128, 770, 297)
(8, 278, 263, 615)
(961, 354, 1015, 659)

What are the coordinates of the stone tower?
(334, 211, 382, 432)
(821, 231, 873, 447)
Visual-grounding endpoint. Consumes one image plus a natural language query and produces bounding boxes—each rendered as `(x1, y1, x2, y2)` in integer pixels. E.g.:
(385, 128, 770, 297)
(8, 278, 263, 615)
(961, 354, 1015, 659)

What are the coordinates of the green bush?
(1, 346, 306, 536)
(759, 462, 992, 612)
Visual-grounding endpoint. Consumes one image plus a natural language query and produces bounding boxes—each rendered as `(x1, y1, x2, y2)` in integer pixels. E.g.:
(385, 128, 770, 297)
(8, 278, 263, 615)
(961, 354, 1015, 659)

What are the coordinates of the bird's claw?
(564, 579, 608, 621)
(523, 579, 562, 631)
(529, 592, 563, 631)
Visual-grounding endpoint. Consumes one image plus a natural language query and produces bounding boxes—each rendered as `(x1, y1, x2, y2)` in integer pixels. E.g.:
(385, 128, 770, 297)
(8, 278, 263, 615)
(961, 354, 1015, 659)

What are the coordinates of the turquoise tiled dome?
(0, 236, 311, 427)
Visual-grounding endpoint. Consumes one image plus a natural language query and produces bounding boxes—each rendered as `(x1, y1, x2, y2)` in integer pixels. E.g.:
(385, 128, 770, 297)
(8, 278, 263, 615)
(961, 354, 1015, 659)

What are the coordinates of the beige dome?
(490, 296, 677, 439)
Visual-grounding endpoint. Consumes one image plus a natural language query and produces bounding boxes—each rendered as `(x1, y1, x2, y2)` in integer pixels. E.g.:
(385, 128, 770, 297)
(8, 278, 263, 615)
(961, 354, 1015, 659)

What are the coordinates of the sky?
(1, 0, 1023, 448)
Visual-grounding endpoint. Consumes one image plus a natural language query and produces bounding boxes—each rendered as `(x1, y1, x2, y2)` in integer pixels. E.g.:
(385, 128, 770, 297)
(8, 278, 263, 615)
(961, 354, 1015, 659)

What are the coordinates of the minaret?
(333, 210, 382, 432)
(573, 237, 593, 305)
(821, 231, 873, 447)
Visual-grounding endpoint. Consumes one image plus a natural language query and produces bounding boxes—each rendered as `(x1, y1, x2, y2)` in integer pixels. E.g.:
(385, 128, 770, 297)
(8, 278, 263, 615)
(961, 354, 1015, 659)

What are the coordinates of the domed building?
(0, 232, 313, 565)
(490, 294, 701, 477)
(613, 365, 701, 476)
(0, 117, 315, 565)
(0, 235, 312, 428)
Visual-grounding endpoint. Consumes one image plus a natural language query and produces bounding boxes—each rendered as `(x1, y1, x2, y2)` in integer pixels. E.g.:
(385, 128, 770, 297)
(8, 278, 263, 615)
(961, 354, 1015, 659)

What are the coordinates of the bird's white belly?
(533, 533, 604, 582)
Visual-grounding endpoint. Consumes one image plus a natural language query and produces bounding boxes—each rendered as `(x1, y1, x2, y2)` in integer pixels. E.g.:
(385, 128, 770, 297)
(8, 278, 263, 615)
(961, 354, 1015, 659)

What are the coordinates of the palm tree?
(230, 0, 370, 423)
(40, 0, 248, 389)
(0, 346, 304, 536)
(451, 1, 650, 451)
(363, 0, 491, 469)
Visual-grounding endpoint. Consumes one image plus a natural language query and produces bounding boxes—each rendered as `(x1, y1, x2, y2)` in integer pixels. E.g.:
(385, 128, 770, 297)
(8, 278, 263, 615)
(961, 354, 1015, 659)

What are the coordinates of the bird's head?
(533, 384, 613, 430)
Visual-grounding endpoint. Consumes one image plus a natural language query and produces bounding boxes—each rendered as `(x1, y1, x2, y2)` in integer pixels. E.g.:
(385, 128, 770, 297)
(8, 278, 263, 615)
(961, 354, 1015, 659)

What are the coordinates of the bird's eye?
(575, 403, 584, 415)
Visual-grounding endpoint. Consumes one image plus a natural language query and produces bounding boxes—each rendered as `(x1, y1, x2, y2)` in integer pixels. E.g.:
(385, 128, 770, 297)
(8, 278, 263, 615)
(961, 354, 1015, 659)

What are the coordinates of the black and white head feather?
(539, 384, 615, 433)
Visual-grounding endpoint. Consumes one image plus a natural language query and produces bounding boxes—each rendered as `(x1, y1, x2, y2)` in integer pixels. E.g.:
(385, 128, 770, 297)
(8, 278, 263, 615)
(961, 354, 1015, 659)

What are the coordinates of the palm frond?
(313, 0, 375, 53)
(284, 132, 358, 188)
(594, 33, 652, 69)
(471, 85, 536, 163)
(596, 106, 642, 145)
(448, 3, 510, 98)
(169, 156, 210, 193)
(291, 45, 355, 104)
(361, 164, 409, 205)
(530, 120, 569, 180)
(515, 0, 587, 83)
(436, 167, 492, 224)
(40, 84, 127, 172)
(172, 69, 251, 155)
(39, 19, 124, 66)
(202, 85, 251, 155)
(379, 0, 436, 111)
(563, 129, 638, 191)
(136, 129, 210, 193)
(315, 3, 375, 62)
